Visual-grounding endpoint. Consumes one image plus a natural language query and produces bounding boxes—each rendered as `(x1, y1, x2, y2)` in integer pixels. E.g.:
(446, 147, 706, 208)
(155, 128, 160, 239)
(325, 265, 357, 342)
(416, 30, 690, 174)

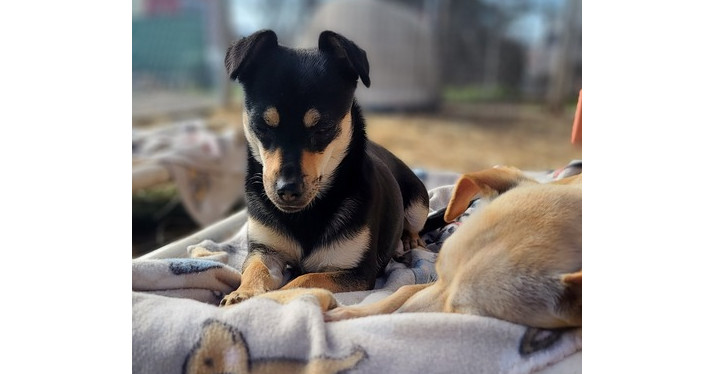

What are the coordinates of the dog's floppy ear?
(225, 29, 278, 82)
(319, 31, 371, 87)
(444, 166, 533, 222)
(550, 173, 582, 186)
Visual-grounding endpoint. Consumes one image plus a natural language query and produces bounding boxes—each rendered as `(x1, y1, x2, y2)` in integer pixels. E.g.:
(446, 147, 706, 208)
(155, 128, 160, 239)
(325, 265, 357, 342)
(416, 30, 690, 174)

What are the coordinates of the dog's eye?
(254, 122, 271, 133)
(315, 127, 331, 135)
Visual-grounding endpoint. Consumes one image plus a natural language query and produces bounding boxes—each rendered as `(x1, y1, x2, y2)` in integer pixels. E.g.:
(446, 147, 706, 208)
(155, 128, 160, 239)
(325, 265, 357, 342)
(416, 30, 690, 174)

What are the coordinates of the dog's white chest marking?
(302, 227, 370, 272)
(248, 218, 302, 263)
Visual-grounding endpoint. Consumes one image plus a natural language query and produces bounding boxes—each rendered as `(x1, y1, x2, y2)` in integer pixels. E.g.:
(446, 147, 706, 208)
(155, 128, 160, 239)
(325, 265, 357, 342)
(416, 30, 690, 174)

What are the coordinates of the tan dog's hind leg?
(256, 288, 339, 312)
(325, 282, 435, 321)
(281, 271, 370, 293)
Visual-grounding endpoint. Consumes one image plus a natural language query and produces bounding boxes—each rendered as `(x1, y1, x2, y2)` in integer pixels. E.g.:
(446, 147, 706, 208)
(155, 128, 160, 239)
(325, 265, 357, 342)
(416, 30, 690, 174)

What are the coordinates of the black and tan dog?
(219, 30, 429, 306)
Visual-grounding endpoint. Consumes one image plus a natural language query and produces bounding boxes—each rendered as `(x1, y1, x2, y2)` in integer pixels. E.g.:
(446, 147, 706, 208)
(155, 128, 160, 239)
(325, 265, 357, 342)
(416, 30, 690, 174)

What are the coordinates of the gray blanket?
(132, 162, 583, 374)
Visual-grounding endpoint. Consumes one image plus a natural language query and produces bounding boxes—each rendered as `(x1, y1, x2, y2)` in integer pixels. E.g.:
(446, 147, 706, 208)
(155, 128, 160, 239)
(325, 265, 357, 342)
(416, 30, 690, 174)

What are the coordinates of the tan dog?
(258, 166, 581, 329)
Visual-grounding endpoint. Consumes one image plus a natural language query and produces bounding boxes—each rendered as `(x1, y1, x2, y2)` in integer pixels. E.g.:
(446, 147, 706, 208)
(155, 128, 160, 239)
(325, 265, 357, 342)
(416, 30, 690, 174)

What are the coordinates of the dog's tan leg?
(220, 254, 284, 307)
(280, 271, 370, 293)
(255, 288, 339, 312)
(324, 282, 434, 321)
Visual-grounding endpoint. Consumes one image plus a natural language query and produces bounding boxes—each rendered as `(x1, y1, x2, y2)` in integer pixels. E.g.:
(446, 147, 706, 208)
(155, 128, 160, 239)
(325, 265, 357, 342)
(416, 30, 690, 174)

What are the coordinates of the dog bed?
(132, 162, 582, 374)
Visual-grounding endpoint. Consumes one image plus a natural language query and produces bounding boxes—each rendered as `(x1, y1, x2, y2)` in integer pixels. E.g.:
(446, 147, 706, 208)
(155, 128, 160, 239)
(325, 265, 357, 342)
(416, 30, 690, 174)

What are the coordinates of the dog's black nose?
(276, 177, 302, 202)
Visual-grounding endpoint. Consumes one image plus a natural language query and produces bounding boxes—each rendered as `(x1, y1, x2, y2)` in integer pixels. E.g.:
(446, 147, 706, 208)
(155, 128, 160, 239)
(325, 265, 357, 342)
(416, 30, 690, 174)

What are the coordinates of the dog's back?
(441, 177, 582, 328)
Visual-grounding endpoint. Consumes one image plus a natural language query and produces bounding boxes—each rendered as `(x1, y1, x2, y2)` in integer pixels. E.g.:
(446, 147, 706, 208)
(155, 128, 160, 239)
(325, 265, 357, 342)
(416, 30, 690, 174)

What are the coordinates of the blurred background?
(132, 0, 582, 258)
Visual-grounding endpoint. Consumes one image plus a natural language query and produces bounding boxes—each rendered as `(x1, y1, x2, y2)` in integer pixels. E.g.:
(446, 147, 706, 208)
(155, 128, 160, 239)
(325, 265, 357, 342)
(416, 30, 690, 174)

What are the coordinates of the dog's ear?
(558, 270, 581, 324)
(550, 173, 582, 186)
(225, 29, 278, 82)
(319, 31, 371, 87)
(444, 166, 532, 222)
(561, 270, 581, 286)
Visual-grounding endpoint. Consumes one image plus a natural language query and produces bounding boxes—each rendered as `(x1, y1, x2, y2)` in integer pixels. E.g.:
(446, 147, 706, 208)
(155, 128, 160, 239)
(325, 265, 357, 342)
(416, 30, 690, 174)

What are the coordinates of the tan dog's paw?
(324, 306, 369, 322)
(220, 288, 264, 307)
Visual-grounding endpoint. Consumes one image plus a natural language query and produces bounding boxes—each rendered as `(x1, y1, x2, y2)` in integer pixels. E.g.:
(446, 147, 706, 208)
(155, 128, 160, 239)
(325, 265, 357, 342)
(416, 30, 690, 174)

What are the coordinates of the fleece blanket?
(132, 161, 583, 374)
(132, 119, 247, 227)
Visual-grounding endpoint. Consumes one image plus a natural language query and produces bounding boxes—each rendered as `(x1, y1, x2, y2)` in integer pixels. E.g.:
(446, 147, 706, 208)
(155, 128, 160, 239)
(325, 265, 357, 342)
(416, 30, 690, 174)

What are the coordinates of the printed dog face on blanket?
(184, 319, 365, 374)
(219, 30, 429, 306)
(263, 166, 582, 330)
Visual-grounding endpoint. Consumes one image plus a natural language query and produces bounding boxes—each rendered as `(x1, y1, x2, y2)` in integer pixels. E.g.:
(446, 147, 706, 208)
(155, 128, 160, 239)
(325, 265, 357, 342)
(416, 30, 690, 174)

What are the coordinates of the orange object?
(571, 90, 582, 146)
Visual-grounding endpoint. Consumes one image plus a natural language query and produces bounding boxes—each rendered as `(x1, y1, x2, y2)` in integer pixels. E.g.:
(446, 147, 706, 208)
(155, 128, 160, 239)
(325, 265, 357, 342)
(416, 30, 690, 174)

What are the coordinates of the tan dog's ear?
(444, 167, 532, 222)
(561, 270, 582, 285)
(558, 270, 581, 325)
(550, 174, 582, 186)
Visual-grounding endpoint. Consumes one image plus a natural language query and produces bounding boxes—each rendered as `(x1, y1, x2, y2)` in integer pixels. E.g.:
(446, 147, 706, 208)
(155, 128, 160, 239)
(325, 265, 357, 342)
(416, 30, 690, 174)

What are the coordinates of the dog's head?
(225, 30, 370, 213)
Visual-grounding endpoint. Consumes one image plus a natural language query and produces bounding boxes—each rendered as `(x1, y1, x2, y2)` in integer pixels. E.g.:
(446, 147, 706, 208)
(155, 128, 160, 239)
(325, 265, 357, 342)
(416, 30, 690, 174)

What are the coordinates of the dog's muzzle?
(276, 176, 303, 203)
(269, 162, 311, 212)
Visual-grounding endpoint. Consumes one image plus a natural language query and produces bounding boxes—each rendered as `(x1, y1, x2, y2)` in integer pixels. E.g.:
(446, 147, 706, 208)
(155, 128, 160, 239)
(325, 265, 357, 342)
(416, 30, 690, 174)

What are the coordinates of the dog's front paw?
(402, 231, 426, 251)
(220, 288, 263, 307)
(401, 231, 426, 251)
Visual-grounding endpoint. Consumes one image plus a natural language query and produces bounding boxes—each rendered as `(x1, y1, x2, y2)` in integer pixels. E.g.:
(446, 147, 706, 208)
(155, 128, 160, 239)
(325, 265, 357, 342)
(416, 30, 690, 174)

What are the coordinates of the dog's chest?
(300, 226, 370, 272)
(249, 208, 371, 273)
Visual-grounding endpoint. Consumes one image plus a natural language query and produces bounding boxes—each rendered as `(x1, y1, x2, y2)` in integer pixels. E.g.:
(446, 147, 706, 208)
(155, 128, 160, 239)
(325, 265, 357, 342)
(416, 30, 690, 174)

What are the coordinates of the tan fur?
(262, 106, 280, 127)
(282, 271, 367, 293)
(299, 111, 353, 202)
(243, 111, 262, 162)
(303, 108, 321, 128)
(221, 219, 305, 306)
(444, 166, 533, 221)
(259, 148, 284, 198)
(257, 287, 338, 311)
(185, 320, 365, 374)
(275, 167, 582, 329)
(222, 255, 285, 306)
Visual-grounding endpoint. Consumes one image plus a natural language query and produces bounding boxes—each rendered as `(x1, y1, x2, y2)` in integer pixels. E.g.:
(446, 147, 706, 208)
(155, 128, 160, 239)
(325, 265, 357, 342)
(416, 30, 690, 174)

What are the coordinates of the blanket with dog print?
(132, 162, 583, 374)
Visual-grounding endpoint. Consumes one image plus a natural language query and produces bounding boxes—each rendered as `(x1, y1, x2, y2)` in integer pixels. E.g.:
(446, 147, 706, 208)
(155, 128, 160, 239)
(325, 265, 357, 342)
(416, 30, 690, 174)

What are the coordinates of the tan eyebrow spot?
(263, 107, 280, 127)
(303, 108, 321, 128)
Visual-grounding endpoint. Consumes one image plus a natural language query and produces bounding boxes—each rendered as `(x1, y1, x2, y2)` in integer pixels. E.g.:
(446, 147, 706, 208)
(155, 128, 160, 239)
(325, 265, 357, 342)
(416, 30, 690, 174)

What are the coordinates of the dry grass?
(366, 102, 581, 173)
